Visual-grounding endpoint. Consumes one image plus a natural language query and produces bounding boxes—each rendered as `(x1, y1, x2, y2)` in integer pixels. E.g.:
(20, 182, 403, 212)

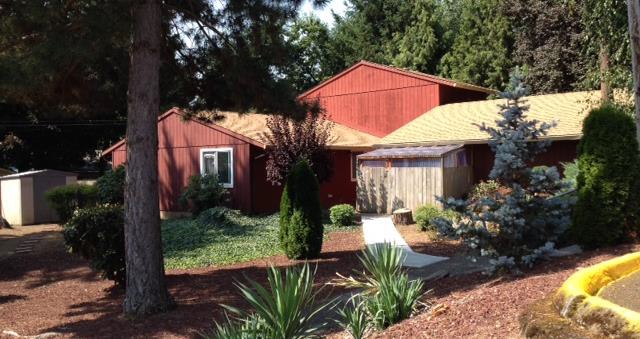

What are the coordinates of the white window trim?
(199, 147, 234, 188)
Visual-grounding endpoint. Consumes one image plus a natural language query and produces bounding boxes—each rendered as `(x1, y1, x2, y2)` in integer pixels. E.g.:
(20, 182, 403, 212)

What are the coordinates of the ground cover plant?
(162, 207, 354, 270)
(571, 105, 640, 248)
(330, 204, 357, 227)
(162, 207, 281, 270)
(434, 73, 573, 271)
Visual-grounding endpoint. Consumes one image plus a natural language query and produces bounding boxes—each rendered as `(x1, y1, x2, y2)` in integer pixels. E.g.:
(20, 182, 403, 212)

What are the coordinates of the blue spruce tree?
(435, 72, 572, 271)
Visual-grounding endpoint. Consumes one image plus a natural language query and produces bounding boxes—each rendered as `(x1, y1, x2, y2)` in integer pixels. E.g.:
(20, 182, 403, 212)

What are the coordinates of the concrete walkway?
(361, 214, 448, 268)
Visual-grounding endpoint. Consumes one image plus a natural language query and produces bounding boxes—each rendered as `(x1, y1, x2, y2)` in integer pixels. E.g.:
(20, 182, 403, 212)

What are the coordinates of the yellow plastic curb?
(554, 251, 640, 337)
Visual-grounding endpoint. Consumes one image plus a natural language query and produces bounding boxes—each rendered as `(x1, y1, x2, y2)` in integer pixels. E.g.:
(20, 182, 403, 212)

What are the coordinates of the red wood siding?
(469, 140, 579, 182)
(300, 63, 491, 137)
(300, 64, 442, 137)
(250, 147, 360, 214)
(110, 112, 254, 213)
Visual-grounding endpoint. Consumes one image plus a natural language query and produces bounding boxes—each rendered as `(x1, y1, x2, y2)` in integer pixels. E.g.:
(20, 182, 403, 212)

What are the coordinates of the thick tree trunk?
(123, 0, 173, 316)
(628, 0, 640, 148)
(599, 43, 612, 103)
(392, 208, 413, 226)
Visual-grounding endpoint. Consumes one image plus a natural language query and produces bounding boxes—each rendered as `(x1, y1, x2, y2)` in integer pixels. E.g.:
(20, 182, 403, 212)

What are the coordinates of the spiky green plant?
(210, 264, 329, 339)
(335, 297, 371, 339)
(332, 243, 426, 331)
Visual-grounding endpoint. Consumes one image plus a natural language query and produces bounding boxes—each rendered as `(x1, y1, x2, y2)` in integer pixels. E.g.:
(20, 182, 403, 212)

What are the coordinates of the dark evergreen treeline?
(0, 0, 631, 171)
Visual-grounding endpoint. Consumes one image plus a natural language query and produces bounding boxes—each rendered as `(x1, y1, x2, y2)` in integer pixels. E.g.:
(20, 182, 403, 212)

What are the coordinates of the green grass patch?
(162, 208, 359, 270)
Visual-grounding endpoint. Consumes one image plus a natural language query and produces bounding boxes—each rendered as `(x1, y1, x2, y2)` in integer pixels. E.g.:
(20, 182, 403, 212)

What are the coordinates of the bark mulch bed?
(371, 242, 640, 339)
(0, 228, 364, 338)
(396, 224, 465, 257)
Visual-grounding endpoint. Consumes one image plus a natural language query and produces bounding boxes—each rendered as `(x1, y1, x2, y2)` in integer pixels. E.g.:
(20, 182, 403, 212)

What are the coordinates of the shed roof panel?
(358, 145, 463, 160)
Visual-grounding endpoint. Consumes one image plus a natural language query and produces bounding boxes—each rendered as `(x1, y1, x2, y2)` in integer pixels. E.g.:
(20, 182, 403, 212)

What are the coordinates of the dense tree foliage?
(264, 111, 333, 185)
(507, 0, 588, 94)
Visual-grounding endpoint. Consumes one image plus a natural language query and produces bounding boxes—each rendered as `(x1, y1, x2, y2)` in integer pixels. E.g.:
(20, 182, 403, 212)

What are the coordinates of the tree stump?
(392, 208, 413, 225)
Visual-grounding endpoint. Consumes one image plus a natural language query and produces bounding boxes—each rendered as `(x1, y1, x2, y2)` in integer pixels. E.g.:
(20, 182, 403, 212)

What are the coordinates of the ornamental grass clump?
(433, 72, 573, 271)
(333, 243, 426, 331)
(206, 264, 329, 339)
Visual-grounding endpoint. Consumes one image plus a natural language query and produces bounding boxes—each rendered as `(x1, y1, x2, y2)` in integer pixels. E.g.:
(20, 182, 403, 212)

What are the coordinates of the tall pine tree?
(438, 0, 513, 90)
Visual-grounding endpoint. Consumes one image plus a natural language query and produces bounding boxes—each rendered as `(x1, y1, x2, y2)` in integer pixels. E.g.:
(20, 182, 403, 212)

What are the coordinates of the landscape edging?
(553, 251, 640, 337)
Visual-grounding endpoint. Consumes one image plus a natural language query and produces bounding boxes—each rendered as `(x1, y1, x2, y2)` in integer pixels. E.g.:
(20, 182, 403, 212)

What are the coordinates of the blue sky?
(300, 0, 348, 27)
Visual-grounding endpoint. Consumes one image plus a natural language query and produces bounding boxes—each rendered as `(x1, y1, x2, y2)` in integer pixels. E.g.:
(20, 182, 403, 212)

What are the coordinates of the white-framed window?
(350, 152, 361, 182)
(199, 147, 234, 188)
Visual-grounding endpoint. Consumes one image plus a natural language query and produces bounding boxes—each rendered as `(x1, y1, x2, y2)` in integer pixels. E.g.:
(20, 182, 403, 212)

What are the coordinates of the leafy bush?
(279, 160, 324, 259)
(96, 165, 125, 204)
(63, 205, 125, 285)
(571, 105, 640, 248)
(561, 160, 579, 191)
(330, 204, 356, 227)
(434, 74, 572, 270)
(468, 180, 500, 202)
(207, 264, 329, 338)
(414, 204, 458, 232)
(45, 184, 98, 223)
(333, 243, 425, 331)
(178, 173, 227, 216)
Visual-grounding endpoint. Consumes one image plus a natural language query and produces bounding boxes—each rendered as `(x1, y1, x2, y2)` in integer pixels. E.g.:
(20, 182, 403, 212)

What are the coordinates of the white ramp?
(361, 215, 448, 268)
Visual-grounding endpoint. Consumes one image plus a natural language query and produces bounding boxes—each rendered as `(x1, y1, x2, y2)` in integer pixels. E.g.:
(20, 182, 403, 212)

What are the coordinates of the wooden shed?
(356, 145, 473, 214)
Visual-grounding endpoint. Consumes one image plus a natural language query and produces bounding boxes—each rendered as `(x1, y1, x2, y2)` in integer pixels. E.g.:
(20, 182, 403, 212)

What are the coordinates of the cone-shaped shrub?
(571, 105, 640, 248)
(279, 159, 324, 259)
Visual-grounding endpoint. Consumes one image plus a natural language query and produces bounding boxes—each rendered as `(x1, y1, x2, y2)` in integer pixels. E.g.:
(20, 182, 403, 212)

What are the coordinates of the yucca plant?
(335, 297, 371, 339)
(206, 264, 329, 339)
(332, 243, 427, 331)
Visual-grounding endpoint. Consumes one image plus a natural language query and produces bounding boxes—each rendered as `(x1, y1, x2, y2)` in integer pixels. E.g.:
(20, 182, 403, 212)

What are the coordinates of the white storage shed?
(0, 170, 77, 226)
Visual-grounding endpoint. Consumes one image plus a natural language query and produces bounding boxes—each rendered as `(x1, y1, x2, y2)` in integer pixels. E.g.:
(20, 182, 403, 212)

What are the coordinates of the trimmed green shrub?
(96, 165, 125, 204)
(279, 160, 324, 259)
(329, 204, 356, 227)
(63, 205, 125, 285)
(178, 173, 227, 216)
(45, 184, 98, 223)
(571, 105, 640, 248)
(414, 204, 458, 232)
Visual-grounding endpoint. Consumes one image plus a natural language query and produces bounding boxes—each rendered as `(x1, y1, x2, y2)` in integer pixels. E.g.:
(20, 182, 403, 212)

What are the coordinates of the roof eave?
(375, 134, 582, 148)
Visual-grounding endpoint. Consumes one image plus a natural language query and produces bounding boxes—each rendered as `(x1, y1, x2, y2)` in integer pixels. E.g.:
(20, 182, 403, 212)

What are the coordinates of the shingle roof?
(358, 145, 463, 160)
(103, 108, 380, 155)
(379, 91, 609, 147)
(208, 111, 380, 150)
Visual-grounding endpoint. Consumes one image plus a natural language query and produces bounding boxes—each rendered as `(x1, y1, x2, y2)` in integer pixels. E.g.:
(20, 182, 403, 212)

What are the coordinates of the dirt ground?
(2, 223, 638, 338)
(373, 228, 640, 339)
(0, 226, 364, 338)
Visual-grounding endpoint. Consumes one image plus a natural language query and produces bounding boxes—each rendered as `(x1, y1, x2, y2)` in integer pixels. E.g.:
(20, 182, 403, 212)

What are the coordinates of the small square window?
(200, 148, 234, 188)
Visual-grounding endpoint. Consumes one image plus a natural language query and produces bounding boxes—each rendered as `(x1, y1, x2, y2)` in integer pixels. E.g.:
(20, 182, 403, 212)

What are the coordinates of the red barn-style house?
(102, 60, 494, 215)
